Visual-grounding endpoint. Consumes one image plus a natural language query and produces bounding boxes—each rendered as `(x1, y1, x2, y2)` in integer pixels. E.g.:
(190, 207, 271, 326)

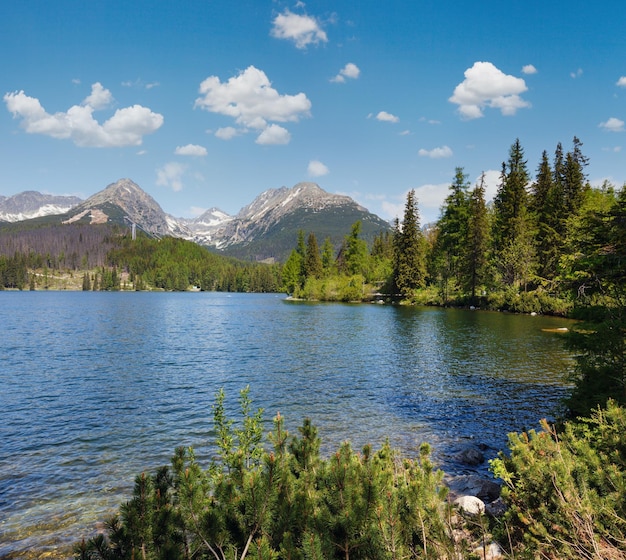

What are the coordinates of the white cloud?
(4, 84, 163, 147)
(571, 68, 583, 79)
(331, 62, 360, 83)
(617, 77, 626, 88)
(82, 82, 112, 109)
(156, 162, 186, 192)
(175, 144, 207, 156)
(270, 9, 327, 49)
(522, 64, 537, 75)
(215, 126, 239, 140)
(449, 61, 530, 119)
(121, 78, 160, 90)
(376, 111, 399, 123)
(255, 124, 291, 145)
(418, 145, 453, 159)
(599, 117, 625, 132)
(195, 66, 311, 144)
(308, 160, 329, 177)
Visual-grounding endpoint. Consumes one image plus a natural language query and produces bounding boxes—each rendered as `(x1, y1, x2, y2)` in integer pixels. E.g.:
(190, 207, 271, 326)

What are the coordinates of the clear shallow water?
(0, 292, 574, 559)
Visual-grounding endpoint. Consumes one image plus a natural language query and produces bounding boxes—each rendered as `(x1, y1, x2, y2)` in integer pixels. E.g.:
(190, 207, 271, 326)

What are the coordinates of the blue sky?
(1, 0, 625, 224)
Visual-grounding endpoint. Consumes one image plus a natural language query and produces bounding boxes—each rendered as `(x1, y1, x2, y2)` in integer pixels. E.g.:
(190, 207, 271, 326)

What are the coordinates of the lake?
(0, 291, 574, 559)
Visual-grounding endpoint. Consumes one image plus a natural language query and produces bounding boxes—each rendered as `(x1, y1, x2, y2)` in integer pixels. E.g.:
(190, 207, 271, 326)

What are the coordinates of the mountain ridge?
(1, 179, 392, 262)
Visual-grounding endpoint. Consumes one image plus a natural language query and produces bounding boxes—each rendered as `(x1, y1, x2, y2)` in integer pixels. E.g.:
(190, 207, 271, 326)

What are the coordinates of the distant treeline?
(0, 223, 282, 292)
(0, 223, 119, 270)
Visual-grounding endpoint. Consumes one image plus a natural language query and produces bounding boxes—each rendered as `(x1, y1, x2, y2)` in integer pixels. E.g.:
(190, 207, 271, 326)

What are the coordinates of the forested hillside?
(0, 222, 281, 292)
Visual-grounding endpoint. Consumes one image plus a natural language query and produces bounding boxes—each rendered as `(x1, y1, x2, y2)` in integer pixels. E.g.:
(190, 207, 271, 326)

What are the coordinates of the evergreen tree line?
(284, 137, 622, 314)
(0, 227, 283, 292)
(98, 236, 282, 293)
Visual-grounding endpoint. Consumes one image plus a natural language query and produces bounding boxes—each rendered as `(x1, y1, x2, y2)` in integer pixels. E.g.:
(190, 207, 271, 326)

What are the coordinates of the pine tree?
(304, 232, 323, 280)
(563, 136, 589, 216)
(434, 167, 470, 300)
(492, 139, 535, 288)
(392, 190, 426, 298)
(531, 150, 562, 282)
(282, 250, 304, 295)
(461, 173, 490, 301)
(342, 221, 368, 276)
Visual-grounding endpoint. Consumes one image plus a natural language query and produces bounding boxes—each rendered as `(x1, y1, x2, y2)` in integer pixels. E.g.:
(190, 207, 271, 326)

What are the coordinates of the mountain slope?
(184, 182, 392, 262)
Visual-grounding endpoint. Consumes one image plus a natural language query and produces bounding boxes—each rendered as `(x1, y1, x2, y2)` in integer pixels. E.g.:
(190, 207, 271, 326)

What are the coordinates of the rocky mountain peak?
(67, 178, 172, 235)
(236, 182, 363, 224)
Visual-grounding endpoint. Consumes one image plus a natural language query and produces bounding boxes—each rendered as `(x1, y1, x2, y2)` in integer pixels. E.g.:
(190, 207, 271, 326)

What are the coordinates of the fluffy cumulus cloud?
(83, 82, 113, 109)
(418, 145, 453, 159)
(4, 83, 163, 147)
(175, 144, 207, 156)
(270, 9, 327, 49)
(599, 117, 625, 132)
(255, 124, 291, 145)
(156, 162, 186, 192)
(617, 77, 626, 88)
(331, 63, 360, 83)
(449, 61, 530, 119)
(215, 127, 239, 140)
(308, 160, 329, 177)
(195, 66, 311, 145)
(522, 64, 538, 75)
(375, 111, 399, 123)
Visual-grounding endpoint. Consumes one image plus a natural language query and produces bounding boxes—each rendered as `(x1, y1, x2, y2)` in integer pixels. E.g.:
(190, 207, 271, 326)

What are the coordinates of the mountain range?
(0, 179, 391, 262)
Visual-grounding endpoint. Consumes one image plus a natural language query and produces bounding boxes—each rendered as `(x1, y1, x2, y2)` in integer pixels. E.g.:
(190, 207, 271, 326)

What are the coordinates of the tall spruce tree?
(492, 139, 535, 288)
(461, 173, 490, 301)
(531, 150, 562, 282)
(434, 167, 470, 300)
(563, 136, 589, 216)
(304, 232, 323, 280)
(342, 220, 369, 276)
(392, 190, 426, 298)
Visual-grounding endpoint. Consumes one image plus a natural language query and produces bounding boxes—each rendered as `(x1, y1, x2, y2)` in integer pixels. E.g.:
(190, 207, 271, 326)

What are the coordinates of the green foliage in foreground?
(491, 400, 626, 559)
(76, 389, 626, 560)
(75, 388, 458, 560)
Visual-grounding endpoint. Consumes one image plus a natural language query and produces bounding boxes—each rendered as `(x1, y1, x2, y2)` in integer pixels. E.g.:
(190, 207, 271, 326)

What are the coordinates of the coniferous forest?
(284, 137, 618, 316)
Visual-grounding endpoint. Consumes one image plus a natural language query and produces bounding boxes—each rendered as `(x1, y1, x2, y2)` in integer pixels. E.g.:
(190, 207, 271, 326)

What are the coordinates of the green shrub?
(491, 400, 626, 559)
(76, 388, 460, 560)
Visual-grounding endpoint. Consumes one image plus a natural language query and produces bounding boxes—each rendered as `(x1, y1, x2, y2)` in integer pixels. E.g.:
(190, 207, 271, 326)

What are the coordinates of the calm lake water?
(0, 292, 574, 559)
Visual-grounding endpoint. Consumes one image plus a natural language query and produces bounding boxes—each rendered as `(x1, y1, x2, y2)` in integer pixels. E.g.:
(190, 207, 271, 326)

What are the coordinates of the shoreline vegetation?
(72, 390, 626, 560)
